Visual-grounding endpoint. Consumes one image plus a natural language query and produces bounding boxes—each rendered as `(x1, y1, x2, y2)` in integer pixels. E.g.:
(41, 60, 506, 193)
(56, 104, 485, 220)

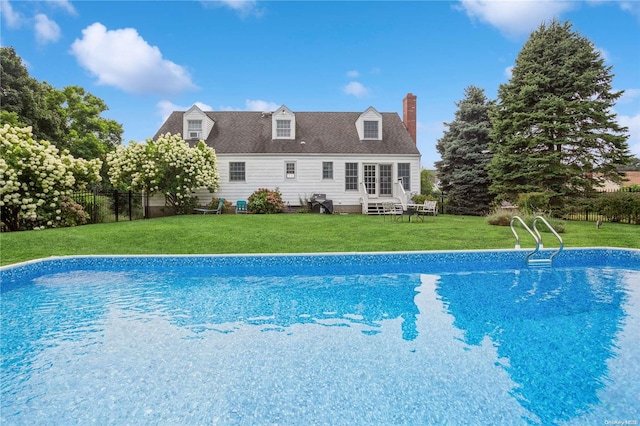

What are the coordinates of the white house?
(152, 93, 421, 214)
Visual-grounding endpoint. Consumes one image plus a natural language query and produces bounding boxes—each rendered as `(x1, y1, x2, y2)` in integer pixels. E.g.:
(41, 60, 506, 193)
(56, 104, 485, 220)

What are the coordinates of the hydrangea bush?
(107, 133, 219, 213)
(248, 188, 285, 214)
(0, 125, 102, 231)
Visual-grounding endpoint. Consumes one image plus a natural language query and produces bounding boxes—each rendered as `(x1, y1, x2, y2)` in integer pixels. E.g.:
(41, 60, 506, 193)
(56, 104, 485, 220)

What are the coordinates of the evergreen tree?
(436, 85, 493, 215)
(488, 20, 631, 203)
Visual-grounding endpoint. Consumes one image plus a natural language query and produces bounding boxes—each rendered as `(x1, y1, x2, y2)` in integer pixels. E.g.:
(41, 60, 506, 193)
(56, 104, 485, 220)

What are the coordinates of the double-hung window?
(322, 162, 333, 180)
(229, 162, 245, 182)
(398, 163, 410, 190)
(285, 162, 296, 179)
(276, 120, 291, 138)
(363, 121, 379, 139)
(187, 120, 202, 139)
(345, 163, 358, 191)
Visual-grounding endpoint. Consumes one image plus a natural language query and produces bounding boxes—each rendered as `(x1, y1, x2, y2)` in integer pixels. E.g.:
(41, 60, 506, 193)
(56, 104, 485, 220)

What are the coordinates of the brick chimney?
(403, 93, 417, 144)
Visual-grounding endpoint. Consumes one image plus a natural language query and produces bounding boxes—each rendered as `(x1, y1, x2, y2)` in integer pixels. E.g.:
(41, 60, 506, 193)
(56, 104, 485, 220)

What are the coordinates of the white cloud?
(504, 65, 514, 79)
(245, 99, 279, 111)
(618, 88, 640, 105)
(1, 0, 25, 29)
(34, 14, 61, 45)
(347, 70, 360, 78)
(46, 0, 76, 15)
(457, 0, 575, 38)
(343, 81, 370, 98)
(162, 99, 277, 115)
(596, 46, 610, 63)
(156, 100, 213, 134)
(71, 23, 197, 96)
(219, 99, 279, 111)
(618, 113, 640, 157)
(201, 0, 263, 17)
(618, 1, 640, 20)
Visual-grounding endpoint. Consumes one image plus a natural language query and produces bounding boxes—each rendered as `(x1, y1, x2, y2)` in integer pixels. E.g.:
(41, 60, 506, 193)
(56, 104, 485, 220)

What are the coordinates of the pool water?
(1, 249, 639, 425)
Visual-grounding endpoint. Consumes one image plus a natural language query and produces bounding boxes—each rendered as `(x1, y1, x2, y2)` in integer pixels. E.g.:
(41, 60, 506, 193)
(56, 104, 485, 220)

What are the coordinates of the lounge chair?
(194, 198, 224, 215)
(236, 200, 248, 214)
(416, 200, 437, 221)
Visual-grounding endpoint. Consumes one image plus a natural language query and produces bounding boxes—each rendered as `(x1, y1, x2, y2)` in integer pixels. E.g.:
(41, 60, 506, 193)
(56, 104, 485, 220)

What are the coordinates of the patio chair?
(236, 200, 248, 214)
(382, 202, 404, 222)
(416, 200, 437, 222)
(194, 198, 224, 215)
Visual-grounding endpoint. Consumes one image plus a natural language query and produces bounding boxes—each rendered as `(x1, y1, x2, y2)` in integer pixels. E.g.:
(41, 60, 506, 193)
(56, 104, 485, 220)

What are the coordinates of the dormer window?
(276, 120, 291, 138)
(183, 105, 214, 141)
(187, 120, 202, 139)
(272, 105, 296, 140)
(363, 121, 379, 139)
(356, 107, 382, 141)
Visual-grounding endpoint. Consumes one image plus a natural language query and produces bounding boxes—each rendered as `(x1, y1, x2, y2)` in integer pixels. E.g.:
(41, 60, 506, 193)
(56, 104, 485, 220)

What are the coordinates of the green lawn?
(1, 213, 638, 266)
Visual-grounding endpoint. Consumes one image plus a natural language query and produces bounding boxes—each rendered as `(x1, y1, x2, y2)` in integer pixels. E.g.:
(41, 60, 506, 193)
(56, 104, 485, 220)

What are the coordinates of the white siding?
(146, 153, 421, 212)
(206, 154, 421, 208)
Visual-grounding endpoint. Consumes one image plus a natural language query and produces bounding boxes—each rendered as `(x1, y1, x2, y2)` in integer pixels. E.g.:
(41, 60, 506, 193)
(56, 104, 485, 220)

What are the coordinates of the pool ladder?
(510, 216, 564, 266)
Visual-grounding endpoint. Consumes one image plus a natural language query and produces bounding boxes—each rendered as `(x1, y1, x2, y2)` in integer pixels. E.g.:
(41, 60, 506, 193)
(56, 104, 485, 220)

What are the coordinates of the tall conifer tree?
(436, 85, 493, 215)
(488, 20, 631, 202)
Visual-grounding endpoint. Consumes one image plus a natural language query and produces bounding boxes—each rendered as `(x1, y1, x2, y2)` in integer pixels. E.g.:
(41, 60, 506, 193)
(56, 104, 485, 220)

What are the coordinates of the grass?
(1, 213, 638, 266)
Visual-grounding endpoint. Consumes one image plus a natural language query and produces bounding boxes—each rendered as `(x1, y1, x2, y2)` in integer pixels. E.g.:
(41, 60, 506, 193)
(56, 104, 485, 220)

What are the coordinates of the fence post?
(128, 190, 133, 221)
(114, 190, 119, 222)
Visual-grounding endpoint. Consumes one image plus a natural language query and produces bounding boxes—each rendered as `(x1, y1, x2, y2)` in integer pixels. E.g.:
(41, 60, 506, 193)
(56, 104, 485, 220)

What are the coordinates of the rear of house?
(152, 93, 421, 215)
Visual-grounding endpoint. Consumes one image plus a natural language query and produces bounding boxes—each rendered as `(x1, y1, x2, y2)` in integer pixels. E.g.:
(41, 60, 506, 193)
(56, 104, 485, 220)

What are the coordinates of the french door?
(364, 164, 393, 197)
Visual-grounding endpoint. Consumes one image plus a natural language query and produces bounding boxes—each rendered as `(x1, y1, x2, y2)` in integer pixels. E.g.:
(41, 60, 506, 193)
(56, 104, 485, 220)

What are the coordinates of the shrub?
(0, 125, 102, 231)
(176, 195, 200, 215)
(410, 194, 437, 205)
(486, 208, 565, 233)
(595, 191, 640, 224)
(248, 188, 284, 214)
(107, 133, 219, 215)
(206, 197, 232, 214)
(58, 196, 89, 227)
(486, 208, 520, 226)
(516, 192, 552, 214)
(297, 194, 311, 213)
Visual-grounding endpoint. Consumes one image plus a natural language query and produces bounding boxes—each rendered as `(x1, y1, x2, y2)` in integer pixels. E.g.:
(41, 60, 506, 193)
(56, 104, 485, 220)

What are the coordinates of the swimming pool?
(1, 248, 639, 425)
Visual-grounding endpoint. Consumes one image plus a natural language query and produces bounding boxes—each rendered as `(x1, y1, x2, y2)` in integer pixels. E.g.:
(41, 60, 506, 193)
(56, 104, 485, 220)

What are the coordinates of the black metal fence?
(71, 190, 146, 224)
(435, 187, 640, 224)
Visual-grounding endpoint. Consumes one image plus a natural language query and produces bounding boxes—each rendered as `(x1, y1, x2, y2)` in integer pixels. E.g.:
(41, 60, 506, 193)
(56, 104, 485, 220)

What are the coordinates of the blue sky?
(1, 0, 639, 168)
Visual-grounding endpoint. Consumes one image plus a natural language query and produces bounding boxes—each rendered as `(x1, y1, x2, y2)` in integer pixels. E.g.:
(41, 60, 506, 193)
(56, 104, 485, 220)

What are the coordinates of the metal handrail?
(533, 216, 564, 261)
(510, 216, 540, 263)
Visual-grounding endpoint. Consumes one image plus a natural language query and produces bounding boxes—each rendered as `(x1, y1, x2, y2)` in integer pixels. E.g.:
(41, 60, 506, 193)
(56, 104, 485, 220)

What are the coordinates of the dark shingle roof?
(153, 111, 420, 155)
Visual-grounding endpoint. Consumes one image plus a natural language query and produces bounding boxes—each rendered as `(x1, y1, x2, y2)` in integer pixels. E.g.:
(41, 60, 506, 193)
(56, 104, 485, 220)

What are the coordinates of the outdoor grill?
(308, 193, 334, 214)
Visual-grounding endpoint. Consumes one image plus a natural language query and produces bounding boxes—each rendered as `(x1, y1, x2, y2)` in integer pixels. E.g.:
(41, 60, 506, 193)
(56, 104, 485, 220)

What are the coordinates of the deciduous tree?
(0, 47, 123, 161)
